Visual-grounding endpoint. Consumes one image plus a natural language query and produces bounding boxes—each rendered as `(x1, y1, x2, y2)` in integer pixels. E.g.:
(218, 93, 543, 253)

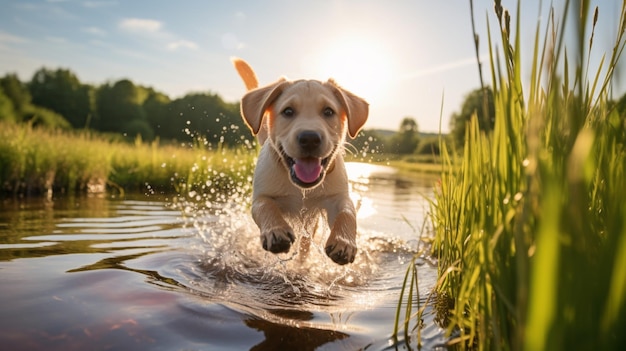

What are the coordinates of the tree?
(164, 92, 246, 145)
(22, 105, 71, 129)
(29, 68, 94, 128)
(615, 92, 626, 117)
(390, 117, 420, 154)
(95, 79, 150, 138)
(143, 90, 171, 137)
(123, 118, 154, 141)
(449, 87, 495, 147)
(0, 73, 31, 115)
(611, 92, 626, 140)
(416, 136, 442, 156)
(0, 87, 17, 123)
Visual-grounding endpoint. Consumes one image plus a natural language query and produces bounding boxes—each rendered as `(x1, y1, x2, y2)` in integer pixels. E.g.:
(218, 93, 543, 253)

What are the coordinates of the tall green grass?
(399, 0, 626, 350)
(0, 122, 255, 198)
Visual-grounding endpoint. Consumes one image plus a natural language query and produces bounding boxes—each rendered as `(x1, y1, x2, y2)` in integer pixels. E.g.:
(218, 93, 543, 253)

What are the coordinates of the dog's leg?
(251, 197, 295, 253)
(324, 198, 358, 265)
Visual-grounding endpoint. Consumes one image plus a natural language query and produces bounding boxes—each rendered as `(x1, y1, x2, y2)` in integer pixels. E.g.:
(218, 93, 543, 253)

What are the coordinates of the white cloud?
(221, 33, 245, 50)
(118, 18, 200, 51)
(119, 18, 163, 33)
(167, 40, 198, 51)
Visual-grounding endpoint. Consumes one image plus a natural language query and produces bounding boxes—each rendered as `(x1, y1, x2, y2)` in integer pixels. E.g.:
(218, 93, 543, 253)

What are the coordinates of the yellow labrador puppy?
(232, 58, 368, 264)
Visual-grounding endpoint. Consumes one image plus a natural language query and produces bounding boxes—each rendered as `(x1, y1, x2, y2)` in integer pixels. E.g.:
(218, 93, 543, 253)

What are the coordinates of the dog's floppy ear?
(241, 78, 289, 135)
(327, 80, 369, 138)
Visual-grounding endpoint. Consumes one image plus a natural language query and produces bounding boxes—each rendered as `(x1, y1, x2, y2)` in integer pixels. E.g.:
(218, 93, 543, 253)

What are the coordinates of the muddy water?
(0, 163, 448, 351)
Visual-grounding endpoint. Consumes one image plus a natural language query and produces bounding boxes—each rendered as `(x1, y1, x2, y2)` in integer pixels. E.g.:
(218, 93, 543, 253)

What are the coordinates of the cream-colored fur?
(232, 58, 368, 264)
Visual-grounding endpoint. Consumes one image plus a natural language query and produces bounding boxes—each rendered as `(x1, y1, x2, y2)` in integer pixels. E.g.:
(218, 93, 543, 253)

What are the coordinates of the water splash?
(171, 156, 422, 322)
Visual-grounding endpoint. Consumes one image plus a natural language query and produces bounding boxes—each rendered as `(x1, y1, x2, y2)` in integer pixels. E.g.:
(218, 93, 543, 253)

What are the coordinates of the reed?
(399, 0, 626, 349)
(0, 122, 256, 198)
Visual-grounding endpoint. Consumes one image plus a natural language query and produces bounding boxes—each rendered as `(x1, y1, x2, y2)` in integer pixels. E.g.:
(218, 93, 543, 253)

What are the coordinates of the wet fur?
(232, 58, 368, 265)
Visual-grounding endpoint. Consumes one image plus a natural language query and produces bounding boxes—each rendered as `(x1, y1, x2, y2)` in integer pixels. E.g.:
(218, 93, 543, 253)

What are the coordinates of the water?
(0, 163, 448, 351)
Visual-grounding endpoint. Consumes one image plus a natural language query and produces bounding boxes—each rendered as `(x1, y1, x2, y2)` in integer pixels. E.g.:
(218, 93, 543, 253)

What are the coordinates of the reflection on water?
(0, 163, 447, 351)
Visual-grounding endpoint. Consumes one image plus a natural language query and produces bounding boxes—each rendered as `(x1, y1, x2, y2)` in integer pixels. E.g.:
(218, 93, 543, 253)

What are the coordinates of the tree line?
(447, 86, 626, 150)
(0, 68, 247, 146)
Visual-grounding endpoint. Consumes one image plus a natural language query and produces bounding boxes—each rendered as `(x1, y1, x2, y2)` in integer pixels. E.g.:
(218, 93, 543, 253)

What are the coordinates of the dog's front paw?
(325, 236, 356, 265)
(261, 227, 295, 254)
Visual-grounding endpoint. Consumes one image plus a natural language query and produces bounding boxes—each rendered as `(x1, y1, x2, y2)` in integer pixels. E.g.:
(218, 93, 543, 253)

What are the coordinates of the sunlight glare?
(345, 162, 396, 181)
(346, 162, 398, 220)
(309, 34, 394, 105)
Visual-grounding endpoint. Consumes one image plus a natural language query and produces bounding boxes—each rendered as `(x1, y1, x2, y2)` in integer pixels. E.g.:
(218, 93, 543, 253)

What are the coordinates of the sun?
(309, 34, 394, 105)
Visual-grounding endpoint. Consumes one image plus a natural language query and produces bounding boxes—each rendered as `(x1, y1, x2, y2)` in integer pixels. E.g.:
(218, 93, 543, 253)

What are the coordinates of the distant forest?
(0, 67, 445, 155)
(0, 67, 251, 147)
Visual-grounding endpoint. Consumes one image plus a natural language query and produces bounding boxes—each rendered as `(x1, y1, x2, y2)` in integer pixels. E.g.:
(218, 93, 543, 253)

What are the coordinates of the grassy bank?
(398, 1, 626, 350)
(346, 152, 445, 179)
(0, 121, 442, 200)
(383, 159, 442, 178)
(0, 122, 256, 198)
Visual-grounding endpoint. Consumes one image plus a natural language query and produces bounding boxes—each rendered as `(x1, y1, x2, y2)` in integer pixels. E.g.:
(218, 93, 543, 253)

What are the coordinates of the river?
(0, 162, 448, 351)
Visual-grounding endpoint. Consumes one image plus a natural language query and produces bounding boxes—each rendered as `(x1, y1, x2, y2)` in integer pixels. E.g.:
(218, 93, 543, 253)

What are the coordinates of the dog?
(232, 58, 368, 265)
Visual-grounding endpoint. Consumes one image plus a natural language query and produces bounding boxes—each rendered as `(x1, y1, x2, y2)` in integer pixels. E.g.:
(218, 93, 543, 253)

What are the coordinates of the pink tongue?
(293, 158, 323, 183)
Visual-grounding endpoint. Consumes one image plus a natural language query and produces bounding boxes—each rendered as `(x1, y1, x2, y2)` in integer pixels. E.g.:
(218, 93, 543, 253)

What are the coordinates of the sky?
(0, 0, 624, 133)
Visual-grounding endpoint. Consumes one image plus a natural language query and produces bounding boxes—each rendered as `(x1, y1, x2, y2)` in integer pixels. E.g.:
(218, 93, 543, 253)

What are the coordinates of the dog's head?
(240, 78, 368, 189)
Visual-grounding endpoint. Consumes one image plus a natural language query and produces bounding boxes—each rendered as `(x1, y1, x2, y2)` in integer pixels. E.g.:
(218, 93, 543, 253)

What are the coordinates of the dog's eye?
(323, 107, 335, 117)
(282, 107, 295, 117)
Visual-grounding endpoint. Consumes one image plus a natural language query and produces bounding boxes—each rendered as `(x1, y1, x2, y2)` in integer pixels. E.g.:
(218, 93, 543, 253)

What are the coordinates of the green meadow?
(396, 0, 626, 350)
(0, 122, 256, 198)
(0, 122, 446, 198)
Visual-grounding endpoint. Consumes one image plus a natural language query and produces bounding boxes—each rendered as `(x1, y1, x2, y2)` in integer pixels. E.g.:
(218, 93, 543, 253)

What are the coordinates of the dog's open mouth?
(280, 147, 330, 188)
(288, 156, 331, 188)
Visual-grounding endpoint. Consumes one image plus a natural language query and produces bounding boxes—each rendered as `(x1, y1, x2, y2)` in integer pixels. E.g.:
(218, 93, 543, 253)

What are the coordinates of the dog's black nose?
(298, 131, 321, 152)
